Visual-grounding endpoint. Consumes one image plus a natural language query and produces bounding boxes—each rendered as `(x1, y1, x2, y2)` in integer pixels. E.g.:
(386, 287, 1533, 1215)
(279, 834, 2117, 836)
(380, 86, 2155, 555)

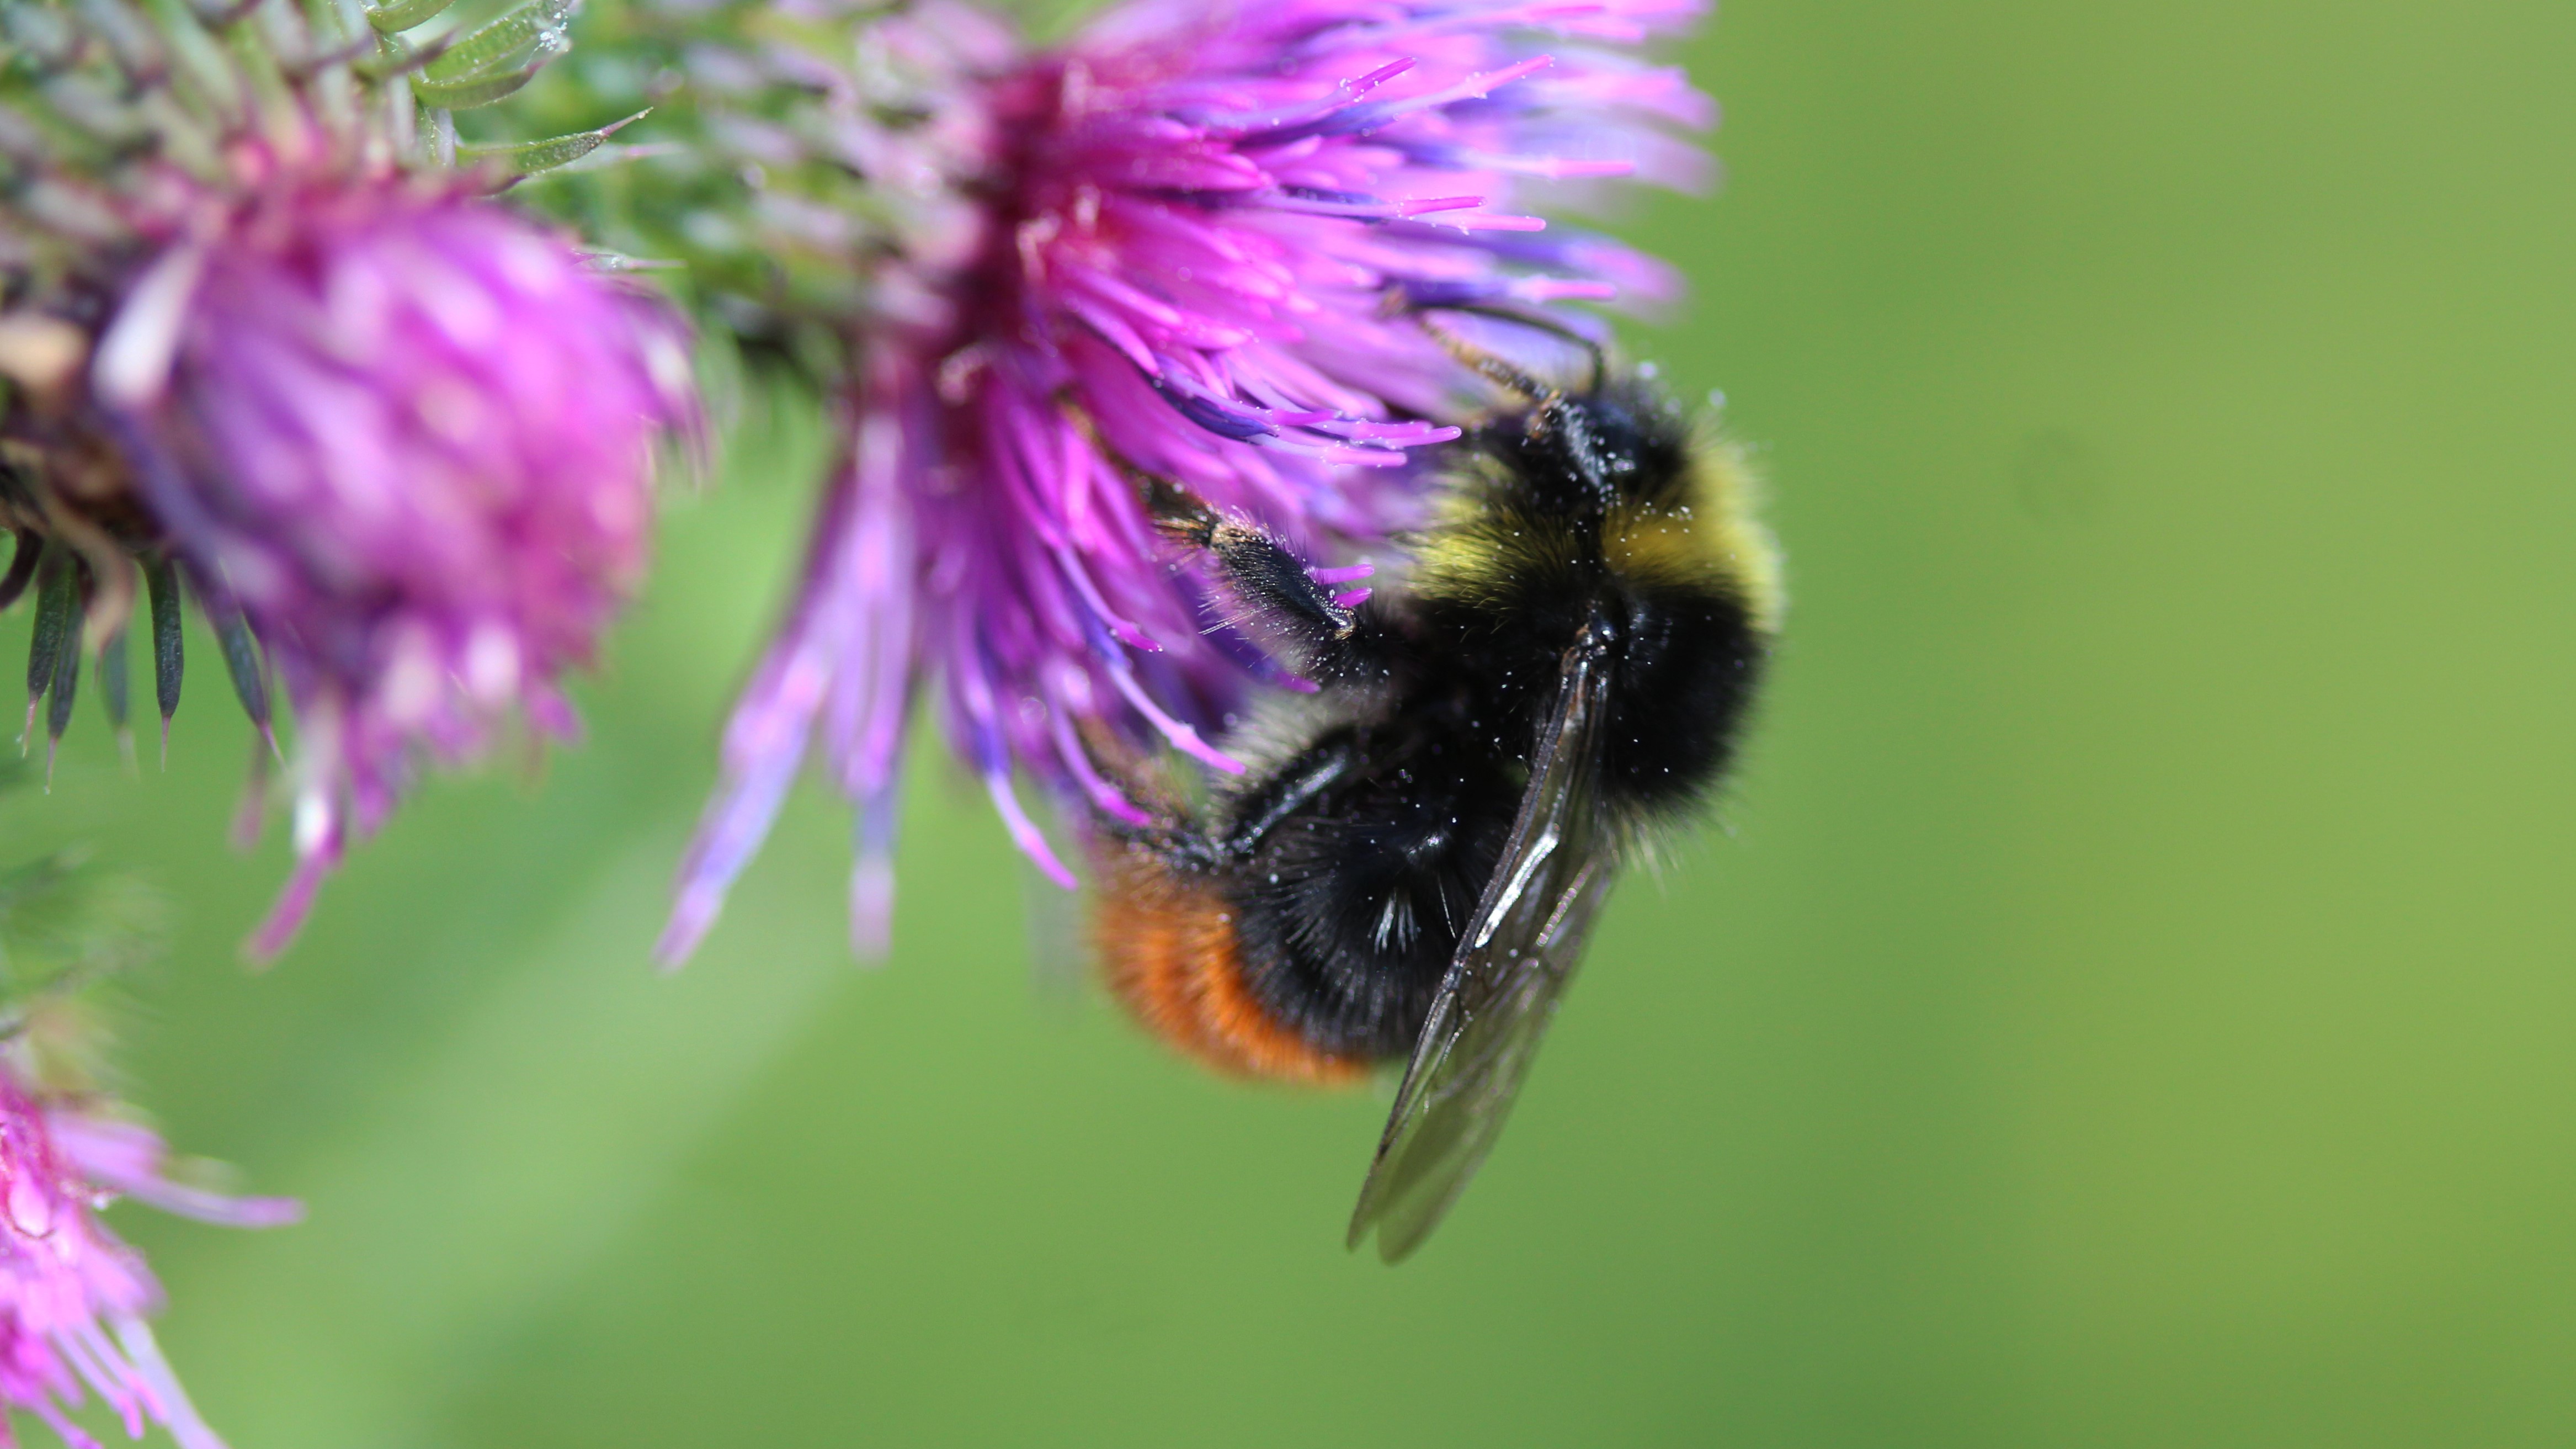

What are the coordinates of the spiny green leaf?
(0, 530, 37, 612)
(364, 0, 454, 36)
(24, 551, 72, 715)
(421, 0, 573, 84)
(96, 624, 129, 734)
(460, 108, 648, 180)
(412, 57, 549, 109)
(210, 601, 268, 735)
(44, 590, 78, 751)
(352, 33, 432, 81)
(144, 554, 182, 735)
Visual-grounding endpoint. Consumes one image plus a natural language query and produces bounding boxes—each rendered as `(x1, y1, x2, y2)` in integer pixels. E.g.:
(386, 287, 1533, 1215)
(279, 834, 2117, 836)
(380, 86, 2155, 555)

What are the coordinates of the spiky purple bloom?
(90, 157, 693, 957)
(662, 0, 1709, 960)
(0, 1060, 299, 1449)
(1, 0, 696, 959)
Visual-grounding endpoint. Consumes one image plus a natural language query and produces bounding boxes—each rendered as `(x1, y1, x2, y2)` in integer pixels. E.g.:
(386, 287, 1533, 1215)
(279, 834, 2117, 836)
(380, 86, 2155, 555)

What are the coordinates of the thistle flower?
(599, 0, 1711, 962)
(0, 0, 695, 956)
(92, 161, 692, 956)
(0, 760, 297, 1448)
(0, 1060, 299, 1449)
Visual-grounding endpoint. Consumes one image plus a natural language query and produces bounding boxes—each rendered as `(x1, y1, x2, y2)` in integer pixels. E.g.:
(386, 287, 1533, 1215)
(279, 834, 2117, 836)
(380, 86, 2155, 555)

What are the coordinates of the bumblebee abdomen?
(1222, 741, 1519, 1060)
(1094, 848, 1369, 1085)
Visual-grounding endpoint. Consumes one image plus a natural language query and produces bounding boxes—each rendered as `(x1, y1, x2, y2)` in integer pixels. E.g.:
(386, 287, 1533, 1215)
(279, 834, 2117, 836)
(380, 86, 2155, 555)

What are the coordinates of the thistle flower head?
(95, 158, 691, 956)
(0, 0, 695, 956)
(630, 0, 1709, 960)
(0, 1060, 299, 1449)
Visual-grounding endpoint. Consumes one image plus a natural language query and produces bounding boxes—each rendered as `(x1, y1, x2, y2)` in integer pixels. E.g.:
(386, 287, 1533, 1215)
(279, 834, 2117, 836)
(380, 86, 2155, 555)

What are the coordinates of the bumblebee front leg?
(1065, 404, 1380, 680)
(1158, 501, 1375, 678)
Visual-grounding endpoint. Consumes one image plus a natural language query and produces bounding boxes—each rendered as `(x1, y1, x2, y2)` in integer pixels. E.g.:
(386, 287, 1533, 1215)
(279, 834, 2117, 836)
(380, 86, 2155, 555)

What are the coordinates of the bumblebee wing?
(1347, 640, 1619, 1262)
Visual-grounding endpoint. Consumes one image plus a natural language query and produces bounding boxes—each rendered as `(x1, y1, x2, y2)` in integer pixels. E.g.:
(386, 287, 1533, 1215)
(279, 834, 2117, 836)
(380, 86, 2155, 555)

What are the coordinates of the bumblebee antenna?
(1415, 314, 1561, 408)
(1424, 304, 1610, 395)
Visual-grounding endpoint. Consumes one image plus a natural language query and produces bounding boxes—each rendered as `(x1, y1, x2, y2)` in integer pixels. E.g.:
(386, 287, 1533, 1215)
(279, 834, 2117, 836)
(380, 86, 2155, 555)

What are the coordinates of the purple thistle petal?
(669, 0, 1710, 959)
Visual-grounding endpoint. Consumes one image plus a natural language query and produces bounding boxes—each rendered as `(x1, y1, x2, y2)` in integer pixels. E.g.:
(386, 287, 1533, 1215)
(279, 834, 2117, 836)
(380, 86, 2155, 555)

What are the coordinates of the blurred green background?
(7, 0, 2575, 1443)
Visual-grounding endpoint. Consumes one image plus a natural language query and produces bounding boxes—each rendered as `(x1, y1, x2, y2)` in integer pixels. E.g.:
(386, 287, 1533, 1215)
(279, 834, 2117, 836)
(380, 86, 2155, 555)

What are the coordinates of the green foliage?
(0, 0, 622, 193)
(498, 0, 972, 380)
(459, 104, 646, 179)
(365, 0, 456, 36)
(0, 760, 165, 1011)
(422, 0, 576, 83)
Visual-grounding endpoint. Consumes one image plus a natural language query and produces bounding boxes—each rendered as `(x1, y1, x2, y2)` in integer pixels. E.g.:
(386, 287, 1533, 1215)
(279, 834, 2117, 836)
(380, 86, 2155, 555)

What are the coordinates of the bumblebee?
(1089, 344, 1781, 1261)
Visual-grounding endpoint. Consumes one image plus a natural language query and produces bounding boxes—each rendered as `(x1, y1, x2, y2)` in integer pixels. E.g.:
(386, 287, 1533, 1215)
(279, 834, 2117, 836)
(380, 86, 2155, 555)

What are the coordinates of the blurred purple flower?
(663, 0, 1710, 962)
(0, 1061, 299, 1449)
(92, 159, 695, 958)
